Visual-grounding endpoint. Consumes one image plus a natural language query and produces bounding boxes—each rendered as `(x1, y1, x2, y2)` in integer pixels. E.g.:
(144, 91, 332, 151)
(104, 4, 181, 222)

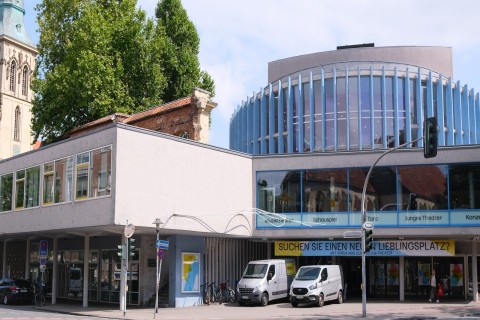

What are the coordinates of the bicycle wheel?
(35, 293, 46, 306)
(228, 289, 236, 303)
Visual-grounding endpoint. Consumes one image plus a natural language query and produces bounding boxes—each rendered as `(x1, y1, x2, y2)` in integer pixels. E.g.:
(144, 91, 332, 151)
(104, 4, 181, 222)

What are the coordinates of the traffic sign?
(40, 265, 46, 272)
(40, 258, 47, 265)
(158, 249, 165, 259)
(156, 240, 169, 249)
(39, 240, 48, 257)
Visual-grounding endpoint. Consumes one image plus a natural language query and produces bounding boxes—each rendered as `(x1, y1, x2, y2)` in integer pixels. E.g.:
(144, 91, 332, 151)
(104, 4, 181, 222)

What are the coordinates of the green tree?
(32, 0, 166, 143)
(155, 0, 215, 101)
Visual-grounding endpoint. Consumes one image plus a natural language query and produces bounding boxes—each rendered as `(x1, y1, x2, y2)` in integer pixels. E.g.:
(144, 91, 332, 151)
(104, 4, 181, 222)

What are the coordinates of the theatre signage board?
(274, 240, 455, 257)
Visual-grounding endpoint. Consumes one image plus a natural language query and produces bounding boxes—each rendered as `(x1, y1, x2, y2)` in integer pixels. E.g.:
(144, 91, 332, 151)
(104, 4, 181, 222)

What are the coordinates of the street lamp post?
(153, 218, 163, 318)
(360, 137, 422, 317)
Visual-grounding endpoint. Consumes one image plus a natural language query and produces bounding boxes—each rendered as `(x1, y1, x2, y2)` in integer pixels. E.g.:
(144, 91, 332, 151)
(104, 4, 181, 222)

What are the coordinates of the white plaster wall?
(114, 126, 254, 237)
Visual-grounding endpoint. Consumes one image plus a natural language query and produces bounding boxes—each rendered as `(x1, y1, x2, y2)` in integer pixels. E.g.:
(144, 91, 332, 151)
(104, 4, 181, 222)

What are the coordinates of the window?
(0, 173, 13, 212)
(9, 61, 16, 92)
(15, 170, 25, 209)
(91, 146, 111, 197)
(15, 166, 40, 210)
(75, 152, 90, 199)
(55, 156, 73, 203)
(14, 106, 21, 141)
(22, 66, 28, 96)
(25, 166, 40, 208)
(43, 162, 54, 204)
(75, 146, 112, 200)
(43, 157, 74, 205)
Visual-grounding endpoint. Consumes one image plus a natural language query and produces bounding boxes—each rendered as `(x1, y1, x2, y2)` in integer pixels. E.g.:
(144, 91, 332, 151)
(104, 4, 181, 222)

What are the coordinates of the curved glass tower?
(229, 45, 479, 155)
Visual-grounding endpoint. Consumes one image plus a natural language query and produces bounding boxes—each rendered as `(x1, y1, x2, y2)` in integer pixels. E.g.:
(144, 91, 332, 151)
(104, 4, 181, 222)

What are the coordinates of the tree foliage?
(32, 0, 215, 144)
(155, 0, 215, 101)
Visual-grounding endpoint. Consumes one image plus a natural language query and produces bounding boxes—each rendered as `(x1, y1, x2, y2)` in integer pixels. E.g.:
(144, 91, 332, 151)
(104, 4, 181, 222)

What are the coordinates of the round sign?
(40, 258, 47, 265)
(124, 223, 135, 238)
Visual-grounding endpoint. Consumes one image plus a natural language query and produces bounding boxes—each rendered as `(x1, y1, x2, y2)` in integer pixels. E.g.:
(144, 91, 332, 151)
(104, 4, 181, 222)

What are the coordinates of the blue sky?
(24, 0, 480, 149)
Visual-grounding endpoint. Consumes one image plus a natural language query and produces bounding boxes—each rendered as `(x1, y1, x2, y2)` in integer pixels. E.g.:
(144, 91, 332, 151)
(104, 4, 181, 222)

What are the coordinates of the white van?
(290, 265, 343, 307)
(237, 259, 294, 306)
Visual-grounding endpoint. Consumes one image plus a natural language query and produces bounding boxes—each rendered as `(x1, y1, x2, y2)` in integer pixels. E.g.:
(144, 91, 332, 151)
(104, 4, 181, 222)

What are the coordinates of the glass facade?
(230, 65, 480, 154)
(256, 163, 480, 228)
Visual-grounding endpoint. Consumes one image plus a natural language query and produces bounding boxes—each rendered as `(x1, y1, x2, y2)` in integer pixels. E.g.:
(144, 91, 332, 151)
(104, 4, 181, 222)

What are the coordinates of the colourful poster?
(181, 252, 200, 293)
(418, 264, 430, 286)
(387, 263, 399, 285)
(450, 263, 464, 286)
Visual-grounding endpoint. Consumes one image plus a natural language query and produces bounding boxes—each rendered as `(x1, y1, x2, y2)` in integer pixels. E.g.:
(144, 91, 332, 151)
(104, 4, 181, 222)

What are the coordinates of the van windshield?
(242, 263, 268, 278)
(295, 267, 320, 281)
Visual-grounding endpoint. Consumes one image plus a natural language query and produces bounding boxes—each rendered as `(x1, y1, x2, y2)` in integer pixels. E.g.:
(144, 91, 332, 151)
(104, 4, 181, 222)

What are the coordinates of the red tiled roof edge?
(67, 113, 130, 135)
(124, 97, 193, 124)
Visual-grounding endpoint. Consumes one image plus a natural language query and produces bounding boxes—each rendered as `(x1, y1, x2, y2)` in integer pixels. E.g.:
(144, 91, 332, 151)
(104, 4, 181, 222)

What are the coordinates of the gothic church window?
(9, 61, 16, 92)
(14, 106, 21, 141)
(22, 66, 28, 96)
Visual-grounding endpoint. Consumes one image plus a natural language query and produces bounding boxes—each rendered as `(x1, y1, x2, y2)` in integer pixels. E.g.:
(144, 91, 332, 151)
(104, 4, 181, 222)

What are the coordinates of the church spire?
(0, 0, 35, 47)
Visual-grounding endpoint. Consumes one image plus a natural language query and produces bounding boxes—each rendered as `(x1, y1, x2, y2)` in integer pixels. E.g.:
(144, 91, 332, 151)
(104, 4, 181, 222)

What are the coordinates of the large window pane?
(349, 76, 359, 148)
(43, 162, 54, 204)
(90, 146, 112, 197)
(337, 77, 347, 149)
(373, 76, 383, 146)
(15, 170, 25, 209)
(25, 166, 40, 208)
(360, 76, 372, 148)
(313, 79, 323, 151)
(449, 164, 480, 209)
(349, 167, 397, 211)
(303, 82, 311, 151)
(0, 173, 13, 212)
(292, 85, 300, 152)
(303, 169, 349, 212)
(75, 152, 90, 200)
(257, 171, 301, 213)
(55, 156, 73, 203)
(398, 165, 448, 210)
(325, 79, 335, 149)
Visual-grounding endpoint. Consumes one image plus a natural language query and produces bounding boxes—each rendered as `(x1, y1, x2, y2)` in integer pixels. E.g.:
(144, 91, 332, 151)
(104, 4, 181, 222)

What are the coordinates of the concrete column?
(399, 256, 404, 301)
(2, 241, 7, 278)
(473, 238, 478, 302)
(52, 237, 58, 304)
(83, 235, 90, 307)
(25, 239, 30, 279)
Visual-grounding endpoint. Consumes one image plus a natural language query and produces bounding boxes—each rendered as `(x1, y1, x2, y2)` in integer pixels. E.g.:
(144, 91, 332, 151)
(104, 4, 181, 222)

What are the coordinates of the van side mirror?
(267, 273, 273, 281)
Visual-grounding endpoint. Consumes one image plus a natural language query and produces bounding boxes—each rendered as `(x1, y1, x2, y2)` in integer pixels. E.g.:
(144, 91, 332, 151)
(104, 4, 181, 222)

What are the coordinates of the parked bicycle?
(33, 282, 46, 306)
(209, 282, 222, 304)
(200, 282, 210, 305)
(219, 280, 236, 303)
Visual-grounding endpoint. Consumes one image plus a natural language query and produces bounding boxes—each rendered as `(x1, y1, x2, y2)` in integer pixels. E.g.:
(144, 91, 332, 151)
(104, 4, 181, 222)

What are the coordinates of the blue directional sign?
(156, 240, 169, 250)
(39, 240, 48, 257)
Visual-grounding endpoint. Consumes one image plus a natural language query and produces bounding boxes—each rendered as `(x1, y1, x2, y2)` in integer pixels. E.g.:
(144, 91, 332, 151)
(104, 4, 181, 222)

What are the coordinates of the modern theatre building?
(0, 43, 479, 308)
(229, 45, 480, 302)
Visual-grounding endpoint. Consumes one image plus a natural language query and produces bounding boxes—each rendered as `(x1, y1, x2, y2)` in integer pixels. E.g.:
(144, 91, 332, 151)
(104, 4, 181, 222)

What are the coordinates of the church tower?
(0, 0, 37, 160)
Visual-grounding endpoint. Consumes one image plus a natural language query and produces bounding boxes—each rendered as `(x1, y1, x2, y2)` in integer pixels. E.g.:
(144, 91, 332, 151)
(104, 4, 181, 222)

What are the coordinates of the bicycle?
(219, 280, 236, 303)
(209, 282, 222, 304)
(200, 282, 210, 305)
(34, 282, 46, 306)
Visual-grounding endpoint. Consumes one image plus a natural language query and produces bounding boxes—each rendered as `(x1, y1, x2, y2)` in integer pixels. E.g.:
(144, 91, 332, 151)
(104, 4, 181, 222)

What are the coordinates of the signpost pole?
(153, 219, 163, 318)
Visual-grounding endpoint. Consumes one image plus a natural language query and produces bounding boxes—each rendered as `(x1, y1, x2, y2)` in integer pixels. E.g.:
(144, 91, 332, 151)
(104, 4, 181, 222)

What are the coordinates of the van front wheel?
(337, 290, 343, 304)
(317, 293, 324, 307)
(260, 292, 268, 306)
